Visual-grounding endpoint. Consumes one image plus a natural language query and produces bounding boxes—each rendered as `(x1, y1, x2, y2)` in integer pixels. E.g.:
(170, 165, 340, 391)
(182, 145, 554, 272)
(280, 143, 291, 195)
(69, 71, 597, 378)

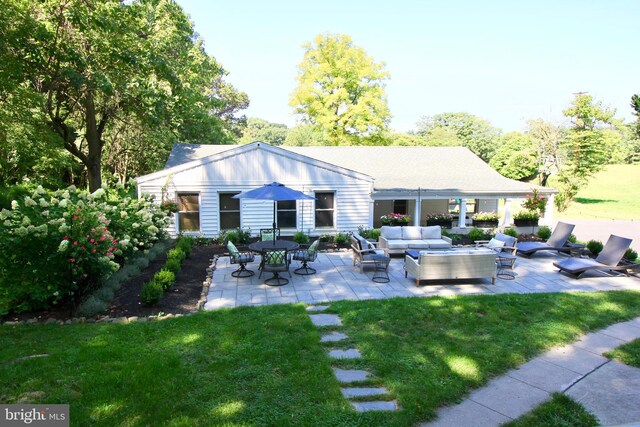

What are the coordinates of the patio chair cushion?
(227, 241, 240, 257)
(264, 250, 286, 266)
(307, 239, 319, 256)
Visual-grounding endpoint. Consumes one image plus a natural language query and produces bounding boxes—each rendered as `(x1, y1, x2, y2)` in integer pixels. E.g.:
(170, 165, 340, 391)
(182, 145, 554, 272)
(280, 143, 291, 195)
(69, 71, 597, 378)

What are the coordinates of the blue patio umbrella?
(233, 182, 315, 240)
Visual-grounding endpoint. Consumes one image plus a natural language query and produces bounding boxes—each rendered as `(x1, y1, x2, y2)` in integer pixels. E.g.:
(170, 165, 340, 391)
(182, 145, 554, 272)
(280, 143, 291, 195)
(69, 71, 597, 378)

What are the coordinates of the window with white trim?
(315, 192, 334, 227)
(219, 193, 240, 230)
(178, 193, 200, 232)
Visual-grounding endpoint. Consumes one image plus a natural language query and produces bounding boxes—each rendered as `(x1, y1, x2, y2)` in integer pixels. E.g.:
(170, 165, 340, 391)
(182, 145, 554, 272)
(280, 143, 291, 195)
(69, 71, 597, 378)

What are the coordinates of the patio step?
(309, 314, 342, 327)
(329, 349, 362, 359)
(341, 387, 389, 398)
(351, 401, 399, 412)
(306, 305, 330, 312)
(321, 332, 348, 342)
(333, 368, 370, 383)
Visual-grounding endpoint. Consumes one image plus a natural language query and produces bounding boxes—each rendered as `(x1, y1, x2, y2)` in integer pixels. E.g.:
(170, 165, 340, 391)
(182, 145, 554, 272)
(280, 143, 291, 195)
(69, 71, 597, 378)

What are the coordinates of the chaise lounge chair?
(516, 222, 575, 257)
(553, 235, 633, 279)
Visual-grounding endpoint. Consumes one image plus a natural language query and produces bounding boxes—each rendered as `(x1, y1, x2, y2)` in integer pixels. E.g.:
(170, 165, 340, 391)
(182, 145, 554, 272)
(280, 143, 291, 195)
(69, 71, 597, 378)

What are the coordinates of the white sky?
(177, 0, 639, 133)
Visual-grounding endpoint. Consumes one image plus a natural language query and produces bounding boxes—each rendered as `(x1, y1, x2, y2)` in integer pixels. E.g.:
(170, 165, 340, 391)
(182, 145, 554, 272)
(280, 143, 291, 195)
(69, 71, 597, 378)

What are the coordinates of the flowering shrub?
(380, 213, 410, 225)
(513, 210, 540, 220)
(522, 189, 546, 215)
(472, 212, 499, 221)
(160, 199, 179, 213)
(425, 213, 452, 221)
(0, 184, 171, 315)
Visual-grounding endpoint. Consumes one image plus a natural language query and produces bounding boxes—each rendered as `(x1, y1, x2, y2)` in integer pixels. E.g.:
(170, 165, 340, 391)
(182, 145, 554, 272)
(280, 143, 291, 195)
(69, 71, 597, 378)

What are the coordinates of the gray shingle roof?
(164, 143, 554, 196)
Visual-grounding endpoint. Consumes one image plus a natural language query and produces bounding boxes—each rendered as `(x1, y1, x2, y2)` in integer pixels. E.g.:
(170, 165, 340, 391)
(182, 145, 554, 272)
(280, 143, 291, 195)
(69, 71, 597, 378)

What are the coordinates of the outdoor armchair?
(554, 234, 633, 279)
(260, 228, 280, 242)
(516, 222, 575, 257)
(351, 233, 388, 272)
(293, 239, 319, 275)
(476, 232, 518, 255)
(259, 248, 291, 286)
(227, 241, 255, 278)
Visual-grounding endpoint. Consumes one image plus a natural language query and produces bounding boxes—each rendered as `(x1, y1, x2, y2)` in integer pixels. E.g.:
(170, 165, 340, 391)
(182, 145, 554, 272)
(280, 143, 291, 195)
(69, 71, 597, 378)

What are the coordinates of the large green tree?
(239, 118, 288, 146)
(1, 0, 246, 191)
(527, 119, 565, 186)
(489, 132, 538, 180)
(290, 34, 391, 146)
(555, 93, 616, 210)
(416, 112, 501, 162)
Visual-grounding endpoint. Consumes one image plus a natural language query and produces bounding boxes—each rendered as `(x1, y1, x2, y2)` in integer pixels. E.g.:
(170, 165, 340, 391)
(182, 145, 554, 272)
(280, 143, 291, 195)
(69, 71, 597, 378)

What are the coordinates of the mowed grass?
(1, 291, 640, 426)
(553, 164, 640, 220)
(503, 393, 598, 427)
(605, 337, 640, 368)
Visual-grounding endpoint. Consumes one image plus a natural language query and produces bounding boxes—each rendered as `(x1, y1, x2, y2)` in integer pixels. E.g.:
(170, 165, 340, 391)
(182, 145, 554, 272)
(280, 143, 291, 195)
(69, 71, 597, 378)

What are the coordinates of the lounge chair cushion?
(516, 241, 550, 253)
(554, 257, 602, 273)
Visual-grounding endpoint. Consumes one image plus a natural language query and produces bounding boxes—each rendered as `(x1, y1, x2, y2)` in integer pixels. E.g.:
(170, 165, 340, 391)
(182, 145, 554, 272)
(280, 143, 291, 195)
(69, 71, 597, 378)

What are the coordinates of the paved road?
(556, 219, 640, 251)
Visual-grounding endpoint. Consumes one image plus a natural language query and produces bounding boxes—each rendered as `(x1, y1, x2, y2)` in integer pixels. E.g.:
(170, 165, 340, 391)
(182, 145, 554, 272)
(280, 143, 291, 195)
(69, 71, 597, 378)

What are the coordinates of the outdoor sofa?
(404, 247, 497, 285)
(378, 226, 452, 255)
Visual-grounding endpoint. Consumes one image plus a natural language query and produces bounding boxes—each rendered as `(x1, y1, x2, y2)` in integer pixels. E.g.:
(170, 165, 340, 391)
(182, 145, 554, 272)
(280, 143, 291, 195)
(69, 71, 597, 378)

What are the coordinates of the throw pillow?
(487, 238, 505, 252)
(307, 240, 319, 256)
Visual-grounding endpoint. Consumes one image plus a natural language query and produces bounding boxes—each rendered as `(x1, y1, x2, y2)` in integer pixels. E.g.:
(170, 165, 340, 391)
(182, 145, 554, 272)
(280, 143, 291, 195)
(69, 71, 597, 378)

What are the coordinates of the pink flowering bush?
(522, 189, 546, 215)
(0, 184, 170, 315)
(380, 213, 410, 226)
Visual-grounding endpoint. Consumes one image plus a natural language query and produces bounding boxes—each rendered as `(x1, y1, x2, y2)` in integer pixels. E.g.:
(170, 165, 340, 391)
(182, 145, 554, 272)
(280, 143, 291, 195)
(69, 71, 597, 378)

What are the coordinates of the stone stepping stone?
(329, 349, 361, 359)
(351, 401, 398, 412)
(333, 368, 370, 383)
(306, 305, 330, 312)
(341, 387, 388, 398)
(309, 314, 342, 327)
(320, 332, 348, 342)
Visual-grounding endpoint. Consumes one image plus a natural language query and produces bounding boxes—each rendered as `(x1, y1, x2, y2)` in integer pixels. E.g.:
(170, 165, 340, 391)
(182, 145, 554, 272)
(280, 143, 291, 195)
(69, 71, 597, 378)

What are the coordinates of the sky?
(176, 0, 639, 133)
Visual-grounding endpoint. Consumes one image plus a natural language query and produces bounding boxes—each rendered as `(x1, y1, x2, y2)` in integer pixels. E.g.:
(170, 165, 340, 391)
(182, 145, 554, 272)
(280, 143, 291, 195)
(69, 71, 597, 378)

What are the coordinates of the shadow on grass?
(574, 197, 615, 205)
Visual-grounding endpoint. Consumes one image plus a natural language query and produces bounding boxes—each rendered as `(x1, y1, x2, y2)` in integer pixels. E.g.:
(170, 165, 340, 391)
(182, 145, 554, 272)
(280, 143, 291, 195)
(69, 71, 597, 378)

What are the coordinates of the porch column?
(502, 198, 513, 226)
(458, 199, 467, 228)
(413, 198, 421, 226)
(543, 194, 554, 226)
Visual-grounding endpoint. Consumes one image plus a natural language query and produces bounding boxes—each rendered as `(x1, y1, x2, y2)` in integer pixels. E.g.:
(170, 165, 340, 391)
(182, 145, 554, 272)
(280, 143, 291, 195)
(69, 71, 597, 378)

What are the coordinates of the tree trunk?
(84, 93, 104, 192)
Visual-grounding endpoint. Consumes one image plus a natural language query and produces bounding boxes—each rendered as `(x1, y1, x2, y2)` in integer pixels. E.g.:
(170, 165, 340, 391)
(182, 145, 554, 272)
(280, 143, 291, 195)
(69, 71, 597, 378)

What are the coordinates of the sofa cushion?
(381, 226, 402, 240)
(421, 226, 441, 239)
(405, 240, 430, 249)
(386, 240, 409, 250)
(402, 226, 422, 240)
(425, 239, 452, 249)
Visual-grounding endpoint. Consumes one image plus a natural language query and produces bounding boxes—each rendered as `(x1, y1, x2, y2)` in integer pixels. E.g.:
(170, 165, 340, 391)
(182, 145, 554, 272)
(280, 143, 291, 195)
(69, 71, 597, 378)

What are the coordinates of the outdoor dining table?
(248, 240, 300, 253)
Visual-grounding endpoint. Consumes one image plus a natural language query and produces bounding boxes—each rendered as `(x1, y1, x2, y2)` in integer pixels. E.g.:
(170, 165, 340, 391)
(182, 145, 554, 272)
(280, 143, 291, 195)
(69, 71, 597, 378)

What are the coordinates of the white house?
(135, 142, 557, 237)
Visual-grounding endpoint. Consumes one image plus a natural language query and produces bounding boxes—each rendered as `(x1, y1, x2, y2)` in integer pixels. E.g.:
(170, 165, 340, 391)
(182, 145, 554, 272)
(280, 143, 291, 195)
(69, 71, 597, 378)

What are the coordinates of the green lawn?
(503, 393, 598, 427)
(605, 337, 640, 368)
(2, 292, 640, 426)
(553, 164, 640, 220)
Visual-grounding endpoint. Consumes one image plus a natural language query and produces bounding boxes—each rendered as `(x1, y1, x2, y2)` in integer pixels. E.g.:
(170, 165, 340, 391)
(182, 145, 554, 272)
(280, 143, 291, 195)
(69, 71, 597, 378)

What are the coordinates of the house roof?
(162, 142, 555, 197)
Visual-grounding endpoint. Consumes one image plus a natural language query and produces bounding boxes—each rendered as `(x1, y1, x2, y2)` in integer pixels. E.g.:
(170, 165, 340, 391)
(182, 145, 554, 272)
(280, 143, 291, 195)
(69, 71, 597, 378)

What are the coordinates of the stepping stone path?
(305, 304, 399, 412)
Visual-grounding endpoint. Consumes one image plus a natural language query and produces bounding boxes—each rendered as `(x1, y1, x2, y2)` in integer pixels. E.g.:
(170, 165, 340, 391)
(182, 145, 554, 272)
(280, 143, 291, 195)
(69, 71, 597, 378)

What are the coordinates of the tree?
(239, 118, 288, 146)
(527, 119, 564, 186)
(416, 112, 501, 162)
(3, 0, 244, 191)
(555, 93, 616, 211)
(489, 132, 538, 180)
(289, 34, 391, 146)
(283, 124, 325, 146)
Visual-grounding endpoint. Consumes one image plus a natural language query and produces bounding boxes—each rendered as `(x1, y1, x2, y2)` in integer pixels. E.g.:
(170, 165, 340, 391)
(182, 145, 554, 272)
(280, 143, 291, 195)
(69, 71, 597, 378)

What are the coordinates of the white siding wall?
(478, 199, 498, 213)
(138, 147, 372, 237)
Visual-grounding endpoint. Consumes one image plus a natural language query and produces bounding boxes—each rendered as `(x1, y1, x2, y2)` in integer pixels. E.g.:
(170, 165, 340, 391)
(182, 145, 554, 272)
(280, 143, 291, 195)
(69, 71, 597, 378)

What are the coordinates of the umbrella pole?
(273, 201, 277, 244)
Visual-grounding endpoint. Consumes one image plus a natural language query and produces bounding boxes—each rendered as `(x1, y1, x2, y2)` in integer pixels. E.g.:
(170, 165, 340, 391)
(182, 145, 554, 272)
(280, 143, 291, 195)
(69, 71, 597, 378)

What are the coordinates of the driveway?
(557, 219, 640, 251)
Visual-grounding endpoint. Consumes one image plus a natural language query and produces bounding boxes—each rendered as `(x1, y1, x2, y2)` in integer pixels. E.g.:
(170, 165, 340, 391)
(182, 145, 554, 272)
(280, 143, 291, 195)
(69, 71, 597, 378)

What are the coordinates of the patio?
(204, 251, 640, 310)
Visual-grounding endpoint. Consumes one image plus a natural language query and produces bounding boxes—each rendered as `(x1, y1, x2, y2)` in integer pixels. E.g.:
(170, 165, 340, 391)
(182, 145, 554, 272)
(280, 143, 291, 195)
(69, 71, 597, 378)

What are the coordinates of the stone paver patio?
(205, 250, 640, 310)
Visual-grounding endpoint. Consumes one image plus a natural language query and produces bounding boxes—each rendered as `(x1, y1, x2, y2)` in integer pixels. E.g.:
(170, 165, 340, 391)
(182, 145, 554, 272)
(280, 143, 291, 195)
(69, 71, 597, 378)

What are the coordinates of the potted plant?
(472, 211, 499, 228)
(425, 212, 453, 228)
(513, 211, 540, 227)
(380, 213, 410, 226)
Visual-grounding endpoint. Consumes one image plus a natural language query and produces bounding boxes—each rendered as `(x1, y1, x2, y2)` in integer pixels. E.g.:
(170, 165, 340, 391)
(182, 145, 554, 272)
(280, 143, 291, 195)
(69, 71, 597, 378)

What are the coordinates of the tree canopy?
(0, 0, 247, 191)
(489, 132, 537, 180)
(289, 34, 391, 146)
(239, 118, 288, 146)
(416, 112, 500, 162)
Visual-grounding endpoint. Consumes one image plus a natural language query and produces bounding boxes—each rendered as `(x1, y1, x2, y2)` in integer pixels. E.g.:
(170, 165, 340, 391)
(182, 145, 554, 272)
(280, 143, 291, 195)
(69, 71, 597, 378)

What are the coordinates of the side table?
(496, 253, 516, 280)
(371, 255, 391, 283)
